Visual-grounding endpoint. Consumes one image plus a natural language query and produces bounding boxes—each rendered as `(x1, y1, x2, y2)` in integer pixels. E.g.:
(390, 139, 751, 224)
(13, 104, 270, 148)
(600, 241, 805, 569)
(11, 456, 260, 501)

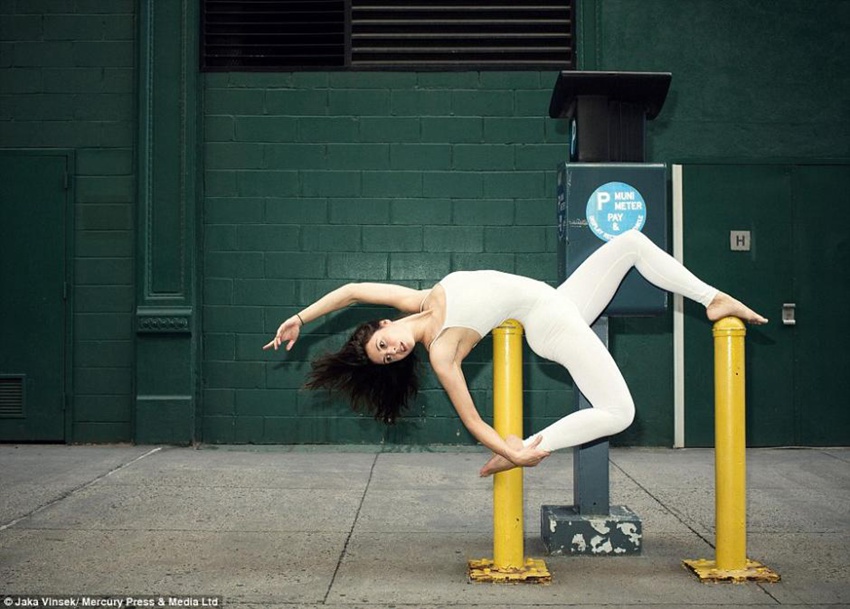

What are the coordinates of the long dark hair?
(304, 320, 420, 424)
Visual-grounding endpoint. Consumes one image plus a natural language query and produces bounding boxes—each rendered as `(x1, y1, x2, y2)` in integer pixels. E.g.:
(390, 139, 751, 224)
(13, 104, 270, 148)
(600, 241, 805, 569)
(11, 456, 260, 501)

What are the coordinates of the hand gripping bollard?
(468, 320, 551, 584)
(683, 317, 780, 583)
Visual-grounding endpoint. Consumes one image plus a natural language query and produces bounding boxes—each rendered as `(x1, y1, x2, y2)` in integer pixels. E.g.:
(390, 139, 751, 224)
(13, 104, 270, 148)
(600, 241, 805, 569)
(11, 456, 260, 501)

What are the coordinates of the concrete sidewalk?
(1, 444, 848, 608)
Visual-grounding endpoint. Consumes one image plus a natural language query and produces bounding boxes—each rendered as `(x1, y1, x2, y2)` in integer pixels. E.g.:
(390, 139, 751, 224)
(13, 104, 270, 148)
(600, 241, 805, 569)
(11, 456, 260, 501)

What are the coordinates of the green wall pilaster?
(135, 0, 201, 444)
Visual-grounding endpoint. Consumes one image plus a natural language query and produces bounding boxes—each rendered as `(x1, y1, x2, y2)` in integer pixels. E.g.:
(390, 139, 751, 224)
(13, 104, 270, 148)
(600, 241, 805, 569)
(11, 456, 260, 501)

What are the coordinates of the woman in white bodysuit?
(264, 230, 767, 476)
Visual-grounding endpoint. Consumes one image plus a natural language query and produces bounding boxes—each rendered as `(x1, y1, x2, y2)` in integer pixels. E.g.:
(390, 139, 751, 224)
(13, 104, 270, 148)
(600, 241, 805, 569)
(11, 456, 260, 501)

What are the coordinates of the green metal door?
(792, 165, 850, 445)
(0, 152, 71, 442)
(682, 163, 850, 446)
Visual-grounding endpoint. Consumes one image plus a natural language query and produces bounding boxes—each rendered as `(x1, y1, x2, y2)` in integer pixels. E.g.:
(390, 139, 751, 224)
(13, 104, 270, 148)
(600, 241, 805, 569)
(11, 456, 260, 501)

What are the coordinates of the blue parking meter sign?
(586, 181, 646, 242)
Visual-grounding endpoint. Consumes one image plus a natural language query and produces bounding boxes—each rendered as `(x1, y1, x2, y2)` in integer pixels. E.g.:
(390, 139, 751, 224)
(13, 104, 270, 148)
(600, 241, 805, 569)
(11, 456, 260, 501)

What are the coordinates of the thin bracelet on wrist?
(296, 313, 305, 327)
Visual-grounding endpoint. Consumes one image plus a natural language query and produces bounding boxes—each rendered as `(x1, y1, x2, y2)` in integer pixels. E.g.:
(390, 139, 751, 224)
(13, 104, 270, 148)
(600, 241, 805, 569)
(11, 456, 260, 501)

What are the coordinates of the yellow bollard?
(468, 320, 550, 584)
(683, 317, 780, 583)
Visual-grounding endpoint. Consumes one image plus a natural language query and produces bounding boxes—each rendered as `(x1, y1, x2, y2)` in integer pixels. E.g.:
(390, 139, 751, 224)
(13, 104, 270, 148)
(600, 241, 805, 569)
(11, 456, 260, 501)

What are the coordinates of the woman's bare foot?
(480, 435, 524, 477)
(706, 292, 768, 325)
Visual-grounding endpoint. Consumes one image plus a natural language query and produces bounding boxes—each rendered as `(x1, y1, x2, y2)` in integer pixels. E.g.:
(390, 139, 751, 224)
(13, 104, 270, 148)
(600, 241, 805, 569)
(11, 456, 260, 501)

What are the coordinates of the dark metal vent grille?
(202, 0, 346, 70)
(0, 376, 25, 418)
(351, 2, 573, 69)
(201, 0, 574, 71)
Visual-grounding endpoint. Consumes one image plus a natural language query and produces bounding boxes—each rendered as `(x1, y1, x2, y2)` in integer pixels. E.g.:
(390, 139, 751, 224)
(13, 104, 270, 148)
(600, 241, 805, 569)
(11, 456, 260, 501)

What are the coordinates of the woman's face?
(365, 320, 413, 365)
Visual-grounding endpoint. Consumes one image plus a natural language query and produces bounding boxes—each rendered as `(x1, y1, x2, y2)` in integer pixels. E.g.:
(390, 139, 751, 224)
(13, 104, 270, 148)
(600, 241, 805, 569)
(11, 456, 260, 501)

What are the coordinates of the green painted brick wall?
(202, 71, 573, 445)
(0, 0, 136, 443)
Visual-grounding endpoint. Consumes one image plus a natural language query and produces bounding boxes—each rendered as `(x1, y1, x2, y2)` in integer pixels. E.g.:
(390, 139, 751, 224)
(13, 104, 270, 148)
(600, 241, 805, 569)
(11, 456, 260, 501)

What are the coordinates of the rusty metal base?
(683, 558, 781, 583)
(467, 558, 551, 584)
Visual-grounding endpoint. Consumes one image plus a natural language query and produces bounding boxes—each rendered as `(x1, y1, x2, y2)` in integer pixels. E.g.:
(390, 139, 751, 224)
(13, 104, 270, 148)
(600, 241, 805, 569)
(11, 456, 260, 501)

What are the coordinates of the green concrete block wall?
(202, 71, 574, 444)
(0, 0, 136, 443)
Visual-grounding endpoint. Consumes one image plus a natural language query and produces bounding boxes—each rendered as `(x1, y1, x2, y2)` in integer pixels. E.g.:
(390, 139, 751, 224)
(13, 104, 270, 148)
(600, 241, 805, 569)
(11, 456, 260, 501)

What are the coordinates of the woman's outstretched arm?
(431, 357, 549, 471)
(263, 282, 427, 351)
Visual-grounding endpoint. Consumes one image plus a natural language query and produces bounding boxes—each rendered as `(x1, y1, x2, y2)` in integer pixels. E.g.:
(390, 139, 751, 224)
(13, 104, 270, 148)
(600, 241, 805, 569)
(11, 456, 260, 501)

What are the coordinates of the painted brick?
(263, 143, 326, 170)
(204, 278, 233, 305)
(391, 89, 452, 116)
(301, 170, 360, 197)
(390, 144, 451, 170)
(389, 253, 451, 281)
(74, 41, 134, 67)
(75, 367, 132, 395)
(75, 286, 133, 312)
(205, 171, 236, 197)
(514, 198, 553, 226)
(326, 143, 389, 170)
(265, 198, 328, 224)
(483, 171, 546, 199)
(237, 225, 300, 251)
(329, 89, 390, 116)
(204, 306, 265, 333)
(327, 253, 388, 280)
(43, 15, 107, 40)
(421, 117, 482, 143)
(205, 197, 264, 224)
(75, 313, 130, 341)
(233, 279, 298, 306)
(363, 226, 423, 252)
(424, 226, 483, 253)
(77, 148, 132, 175)
(76, 230, 133, 257)
(479, 72, 541, 89)
(266, 89, 329, 115)
(451, 90, 513, 116)
(206, 143, 264, 170)
(417, 72, 480, 89)
(237, 170, 299, 197)
(74, 395, 131, 422)
(265, 252, 327, 278)
(516, 253, 558, 282)
(205, 89, 265, 115)
(483, 118, 545, 144)
(205, 225, 237, 252)
(202, 417, 235, 443)
(484, 227, 548, 253)
(42, 67, 101, 93)
(206, 252, 265, 279)
(74, 258, 131, 285)
(391, 199, 452, 225)
(204, 334, 236, 361)
(359, 117, 420, 143)
(235, 116, 297, 142)
(204, 116, 236, 143)
(515, 88, 553, 116)
(236, 389, 298, 416)
(362, 170, 422, 197)
(302, 225, 361, 252)
(453, 199, 514, 225)
(76, 341, 133, 368)
(515, 143, 565, 170)
(329, 198, 390, 224)
(205, 362, 265, 389)
(12, 41, 76, 67)
(298, 117, 358, 143)
(0, 68, 42, 93)
(76, 203, 132, 230)
(329, 72, 417, 89)
(203, 390, 235, 416)
(452, 253, 515, 273)
(452, 144, 514, 170)
(423, 171, 482, 198)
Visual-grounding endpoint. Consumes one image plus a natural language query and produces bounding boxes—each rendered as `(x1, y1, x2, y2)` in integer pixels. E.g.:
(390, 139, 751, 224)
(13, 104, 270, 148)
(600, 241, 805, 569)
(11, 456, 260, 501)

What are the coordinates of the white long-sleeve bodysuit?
(431, 229, 717, 452)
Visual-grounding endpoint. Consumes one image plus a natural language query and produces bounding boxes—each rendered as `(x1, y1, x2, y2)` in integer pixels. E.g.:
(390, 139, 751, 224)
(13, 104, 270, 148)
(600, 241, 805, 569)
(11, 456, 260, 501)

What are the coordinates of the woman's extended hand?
(510, 435, 551, 468)
(263, 316, 302, 352)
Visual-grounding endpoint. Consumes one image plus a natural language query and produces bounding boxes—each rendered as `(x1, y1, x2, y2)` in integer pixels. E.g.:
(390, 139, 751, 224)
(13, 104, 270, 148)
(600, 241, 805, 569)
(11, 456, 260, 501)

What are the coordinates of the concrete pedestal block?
(540, 504, 642, 555)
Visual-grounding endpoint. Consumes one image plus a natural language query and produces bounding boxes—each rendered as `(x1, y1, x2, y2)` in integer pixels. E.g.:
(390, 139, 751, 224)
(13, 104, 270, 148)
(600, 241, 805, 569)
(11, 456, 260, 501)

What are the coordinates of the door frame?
(0, 149, 75, 442)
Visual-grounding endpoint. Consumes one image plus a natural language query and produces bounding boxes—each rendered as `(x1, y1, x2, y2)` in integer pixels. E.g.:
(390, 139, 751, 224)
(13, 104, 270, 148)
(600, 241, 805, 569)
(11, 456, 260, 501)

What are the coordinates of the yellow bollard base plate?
(467, 558, 551, 584)
(683, 558, 781, 583)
